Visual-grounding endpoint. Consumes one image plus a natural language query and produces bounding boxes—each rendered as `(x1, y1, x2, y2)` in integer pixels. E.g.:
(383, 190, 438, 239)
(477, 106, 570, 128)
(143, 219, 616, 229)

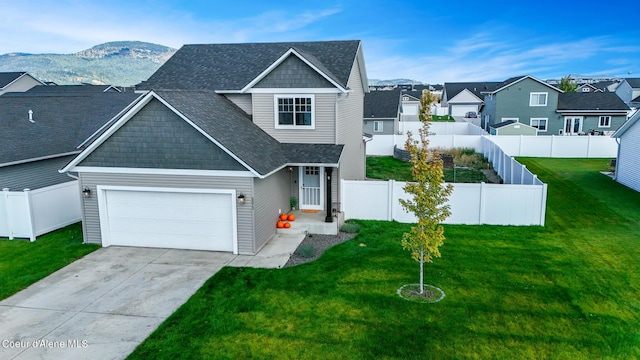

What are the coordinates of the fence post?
(388, 180, 395, 221)
(24, 189, 36, 242)
(452, 134, 456, 148)
(587, 135, 591, 158)
(550, 135, 555, 157)
(532, 174, 538, 185)
(478, 182, 485, 224)
(510, 157, 514, 185)
(2, 188, 12, 240)
(521, 165, 526, 185)
(540, 183, 548, 226)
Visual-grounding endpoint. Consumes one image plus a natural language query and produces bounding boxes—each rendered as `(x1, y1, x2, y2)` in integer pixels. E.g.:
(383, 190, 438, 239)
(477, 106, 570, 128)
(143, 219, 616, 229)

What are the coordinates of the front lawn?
(0, 223, 99, 300)
(129, 158, 640, 359)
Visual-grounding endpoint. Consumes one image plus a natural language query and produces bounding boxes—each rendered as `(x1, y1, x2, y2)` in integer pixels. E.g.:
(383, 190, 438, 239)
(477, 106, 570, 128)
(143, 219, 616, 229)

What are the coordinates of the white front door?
(564, 117, 583, 135)
(299, 166, 323, 210)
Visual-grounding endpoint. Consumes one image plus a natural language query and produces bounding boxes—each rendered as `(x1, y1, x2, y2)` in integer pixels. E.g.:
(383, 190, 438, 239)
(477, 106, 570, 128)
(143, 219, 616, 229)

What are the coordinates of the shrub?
(340, 223, 361, 234)
(296, 245, 316, 258)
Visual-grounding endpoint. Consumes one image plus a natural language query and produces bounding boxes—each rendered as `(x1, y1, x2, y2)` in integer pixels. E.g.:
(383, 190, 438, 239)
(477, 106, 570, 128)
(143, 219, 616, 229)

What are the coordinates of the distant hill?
(368, 78, 423, 86)
(0, 41, 176, 86)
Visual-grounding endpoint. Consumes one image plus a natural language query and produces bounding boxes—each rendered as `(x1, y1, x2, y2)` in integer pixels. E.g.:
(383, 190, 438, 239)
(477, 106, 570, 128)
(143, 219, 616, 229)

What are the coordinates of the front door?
(299, 166, 323, 210)
(564, 117, 583, 135)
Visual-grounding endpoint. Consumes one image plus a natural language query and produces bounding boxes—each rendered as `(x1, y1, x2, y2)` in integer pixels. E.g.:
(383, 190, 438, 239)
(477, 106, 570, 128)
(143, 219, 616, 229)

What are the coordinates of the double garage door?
(98, 187, 237, 253)
(451, 105, 478, 117)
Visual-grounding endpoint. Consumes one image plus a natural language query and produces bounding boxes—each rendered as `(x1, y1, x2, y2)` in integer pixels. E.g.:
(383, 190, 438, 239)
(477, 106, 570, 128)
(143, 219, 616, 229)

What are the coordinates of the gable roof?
(25, 84, 121, 94)
(0, 92, 142, 166)
(364, 89, 401, 119)
(443, 82, 501, 100)
(137, 40, 362, 92)
(63, 90, 344, 177)
(557, 92, 629, 112)
(612, 109, 640, 138)
(485, 75, 563, 94)
(625, 78, 640, 88)
(0, 72, 44, 90)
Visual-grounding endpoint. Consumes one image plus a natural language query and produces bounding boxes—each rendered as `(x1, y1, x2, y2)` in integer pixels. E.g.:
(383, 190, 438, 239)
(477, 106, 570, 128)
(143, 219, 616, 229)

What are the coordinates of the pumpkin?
(284, 222, 291, 228)
(287, 213, 295, 221)
(279, 213, 288, 221)
(276, 221, 285, 228)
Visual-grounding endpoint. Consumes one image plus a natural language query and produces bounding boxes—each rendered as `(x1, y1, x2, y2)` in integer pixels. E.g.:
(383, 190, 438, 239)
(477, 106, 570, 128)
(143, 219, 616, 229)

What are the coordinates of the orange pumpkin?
(276, 221, 285, 228)
(279, 213, 288, 221)
(287, 213, 295, 221)
(284, 222, 291, 228)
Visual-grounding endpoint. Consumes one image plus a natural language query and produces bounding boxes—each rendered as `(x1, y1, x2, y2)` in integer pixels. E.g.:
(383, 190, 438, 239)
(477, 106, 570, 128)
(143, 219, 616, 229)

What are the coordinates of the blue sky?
(1, 0, 637, 84)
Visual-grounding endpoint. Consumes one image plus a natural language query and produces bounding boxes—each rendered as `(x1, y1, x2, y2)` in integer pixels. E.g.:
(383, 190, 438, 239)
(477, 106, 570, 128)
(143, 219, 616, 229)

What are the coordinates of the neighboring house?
(578, 83, 599, 93)
(364, 88, 401, 135)
(0, 72, 43, 95)
(481, 75, 563, 133)
(22, 84, 123, 94)
(0, 91, 142, 239)
(626, 78, 640, 108)
(612, 110, 640, 192)
(490, 120, 538, 135)
(61, 40, 369, 255)
(556, 92, 629, 135)
(590, 79, 633, 106)
(441, 82, 500, 117)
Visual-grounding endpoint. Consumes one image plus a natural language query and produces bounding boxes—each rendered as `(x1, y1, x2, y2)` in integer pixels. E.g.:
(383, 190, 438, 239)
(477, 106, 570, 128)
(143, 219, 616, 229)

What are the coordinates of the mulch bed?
(284, 231, 357, 267)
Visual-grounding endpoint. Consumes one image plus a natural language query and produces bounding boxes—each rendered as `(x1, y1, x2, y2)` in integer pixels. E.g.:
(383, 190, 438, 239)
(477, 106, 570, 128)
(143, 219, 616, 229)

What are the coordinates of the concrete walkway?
(0, 233, 305, 360)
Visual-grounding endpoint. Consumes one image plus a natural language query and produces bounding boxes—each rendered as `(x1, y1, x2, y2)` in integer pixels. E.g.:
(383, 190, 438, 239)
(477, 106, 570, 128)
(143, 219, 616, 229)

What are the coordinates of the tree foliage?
(559, 75, 577, 92)
(399, 91, 453, 294)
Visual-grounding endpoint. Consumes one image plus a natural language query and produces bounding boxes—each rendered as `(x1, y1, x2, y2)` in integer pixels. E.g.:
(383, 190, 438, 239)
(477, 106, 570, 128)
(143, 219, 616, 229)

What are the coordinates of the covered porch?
(277, 209, 344, 236)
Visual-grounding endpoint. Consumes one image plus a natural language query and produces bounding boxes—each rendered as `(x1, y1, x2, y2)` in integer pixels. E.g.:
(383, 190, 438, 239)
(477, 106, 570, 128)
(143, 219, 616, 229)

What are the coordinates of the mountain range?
(0, 41, 423, 87)
(0, 41, 177, 87)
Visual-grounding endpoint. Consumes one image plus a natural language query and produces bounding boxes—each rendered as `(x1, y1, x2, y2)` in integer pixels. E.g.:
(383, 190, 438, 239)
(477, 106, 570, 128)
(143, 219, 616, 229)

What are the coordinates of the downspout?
(614, 137, 621, 180)
(334, 92, 350, 215)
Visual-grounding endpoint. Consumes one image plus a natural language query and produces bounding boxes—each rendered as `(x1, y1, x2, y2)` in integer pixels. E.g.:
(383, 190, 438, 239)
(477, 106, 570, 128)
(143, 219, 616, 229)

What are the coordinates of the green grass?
(128, 158, 640, 359)
(432, 115, 455, 122)
(367, 155, 489, 183)
(0, 223, 99, 300)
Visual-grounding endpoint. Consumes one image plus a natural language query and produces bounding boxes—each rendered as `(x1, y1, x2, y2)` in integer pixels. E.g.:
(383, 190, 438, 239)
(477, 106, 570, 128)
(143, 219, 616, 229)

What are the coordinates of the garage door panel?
(451, 105, 477, 117)
(100, 188, 236, 252)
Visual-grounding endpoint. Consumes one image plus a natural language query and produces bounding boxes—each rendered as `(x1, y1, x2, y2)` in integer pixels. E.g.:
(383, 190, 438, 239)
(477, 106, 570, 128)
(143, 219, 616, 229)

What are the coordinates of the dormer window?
(275, 95, 314, 128)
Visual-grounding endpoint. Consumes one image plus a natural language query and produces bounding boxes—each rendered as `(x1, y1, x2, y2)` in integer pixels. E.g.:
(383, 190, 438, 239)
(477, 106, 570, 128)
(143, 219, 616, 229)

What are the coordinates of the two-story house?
(480, 75, 629, 135)
(364, 88, 401, 135)
(60, 40, 369, 255)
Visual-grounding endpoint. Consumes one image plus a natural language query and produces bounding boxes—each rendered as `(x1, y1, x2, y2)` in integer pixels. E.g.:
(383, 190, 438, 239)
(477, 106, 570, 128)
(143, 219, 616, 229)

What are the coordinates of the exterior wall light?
(237, 193, 246, 204)
(82, 188, 91, 198)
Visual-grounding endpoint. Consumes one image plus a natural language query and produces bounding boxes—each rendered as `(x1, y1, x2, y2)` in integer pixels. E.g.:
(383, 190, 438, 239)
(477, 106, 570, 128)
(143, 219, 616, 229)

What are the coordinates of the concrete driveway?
(0, 233, 304, 360)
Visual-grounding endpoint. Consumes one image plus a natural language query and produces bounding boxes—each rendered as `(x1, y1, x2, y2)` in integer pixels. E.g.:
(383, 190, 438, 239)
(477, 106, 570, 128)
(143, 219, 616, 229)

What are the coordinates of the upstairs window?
(529, 92, 548, 106)
(599, 116, 611, 128)
(275, 95, 314, 128)
(373, 121, 383, 132)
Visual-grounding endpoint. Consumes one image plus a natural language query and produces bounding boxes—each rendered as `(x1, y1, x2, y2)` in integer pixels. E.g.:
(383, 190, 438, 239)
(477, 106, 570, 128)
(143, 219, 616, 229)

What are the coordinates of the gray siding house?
(556, 92, 629, 135)
(612, 111, 640, 192)
(0, 91, 142, 239)
(363, 88, 401, 135)
(62, 40, 369, 255)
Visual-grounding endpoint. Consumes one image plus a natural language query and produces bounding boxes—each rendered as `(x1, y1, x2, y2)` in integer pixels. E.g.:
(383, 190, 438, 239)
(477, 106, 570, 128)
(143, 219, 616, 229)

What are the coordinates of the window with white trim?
(599, 116, 611, 128)
(529, 92, 548, 106)
(275, 95, 314, 128)
(373, 121, 383, 132)
(530, 118, 548, 132)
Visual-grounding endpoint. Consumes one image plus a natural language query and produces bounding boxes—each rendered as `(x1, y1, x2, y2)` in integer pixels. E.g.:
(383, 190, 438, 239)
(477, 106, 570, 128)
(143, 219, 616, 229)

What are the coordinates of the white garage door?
(451, 105, 478, 117)
(98, 187, 236, 252)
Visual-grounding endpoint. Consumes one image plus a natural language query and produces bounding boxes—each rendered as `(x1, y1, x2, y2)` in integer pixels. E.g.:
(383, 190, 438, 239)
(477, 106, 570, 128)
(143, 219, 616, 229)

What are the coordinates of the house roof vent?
(28, 109, 35, 123)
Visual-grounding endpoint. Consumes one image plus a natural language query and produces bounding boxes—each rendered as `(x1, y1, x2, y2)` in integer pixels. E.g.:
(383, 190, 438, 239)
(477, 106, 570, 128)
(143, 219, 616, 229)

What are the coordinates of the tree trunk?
(419, 249, 424, 294)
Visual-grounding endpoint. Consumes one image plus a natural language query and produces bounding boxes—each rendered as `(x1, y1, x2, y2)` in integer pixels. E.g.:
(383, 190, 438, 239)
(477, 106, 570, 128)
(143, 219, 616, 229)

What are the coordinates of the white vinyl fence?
(349, 137, 547, 225)
(0, 181, 81, 241)
(341, 180, 547, 226)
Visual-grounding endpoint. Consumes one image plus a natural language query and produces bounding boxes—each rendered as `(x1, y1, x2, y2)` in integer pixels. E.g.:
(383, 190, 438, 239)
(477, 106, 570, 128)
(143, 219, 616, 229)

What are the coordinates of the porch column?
(325, 167, 333, 223)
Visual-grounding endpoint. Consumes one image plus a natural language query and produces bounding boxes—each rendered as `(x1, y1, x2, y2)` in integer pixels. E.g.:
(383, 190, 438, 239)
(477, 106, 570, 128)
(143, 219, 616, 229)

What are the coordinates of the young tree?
(559, 75, 577, 92)
(399, 91, 453, 294)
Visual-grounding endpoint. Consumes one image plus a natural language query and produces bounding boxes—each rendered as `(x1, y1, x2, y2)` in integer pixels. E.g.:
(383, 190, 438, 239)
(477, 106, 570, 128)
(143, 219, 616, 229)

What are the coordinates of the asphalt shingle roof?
(490, 120, 517, 129)
(557, 92, 629, 111)
(0, 92, 142, 165)
(138, 40, 361, 91)
(364, 89, 401, 118)
(625, 78, 640, 88)
(151, 91, 343, 176)
(444, 82, 502, 100)
(0, 72, 26, 88)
